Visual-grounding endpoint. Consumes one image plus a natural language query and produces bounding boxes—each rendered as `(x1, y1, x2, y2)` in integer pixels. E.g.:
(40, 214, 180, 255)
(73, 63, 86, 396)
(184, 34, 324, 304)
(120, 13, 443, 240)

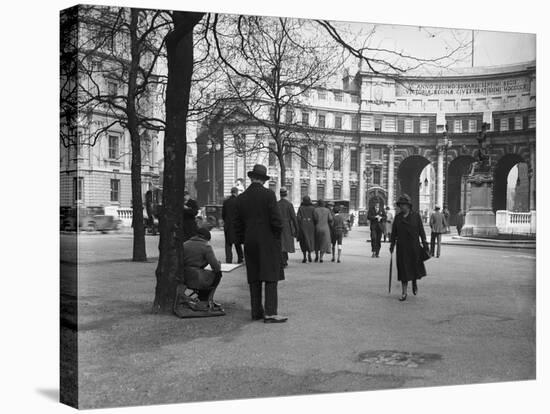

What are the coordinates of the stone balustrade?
(495, 210, 536, 234)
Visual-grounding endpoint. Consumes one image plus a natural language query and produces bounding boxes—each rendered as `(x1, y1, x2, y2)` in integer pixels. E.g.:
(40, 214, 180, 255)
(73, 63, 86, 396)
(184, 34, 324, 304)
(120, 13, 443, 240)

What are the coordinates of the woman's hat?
(396, 194, 413, 207)
(247, 164, 270, 181)
(280, 186, 288, 196)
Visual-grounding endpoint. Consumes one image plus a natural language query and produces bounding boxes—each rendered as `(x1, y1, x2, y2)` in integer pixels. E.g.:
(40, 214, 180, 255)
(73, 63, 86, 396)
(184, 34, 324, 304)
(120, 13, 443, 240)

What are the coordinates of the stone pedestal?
(461, 169, 499, 237)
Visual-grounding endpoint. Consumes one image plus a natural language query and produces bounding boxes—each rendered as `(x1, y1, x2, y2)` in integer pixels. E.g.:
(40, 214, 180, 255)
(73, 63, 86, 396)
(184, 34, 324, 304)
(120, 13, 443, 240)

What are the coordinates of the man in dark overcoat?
(222, 187, 243, 264)
(234, 164, 287, 323)
(367, 199, 386, 258)
(278, 187, 297, 268)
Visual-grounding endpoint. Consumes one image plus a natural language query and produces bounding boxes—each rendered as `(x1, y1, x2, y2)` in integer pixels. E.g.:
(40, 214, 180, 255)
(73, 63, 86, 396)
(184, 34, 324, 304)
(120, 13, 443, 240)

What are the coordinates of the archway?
(493, 154, 527, 212)
(447, 155, 475, 225)
(505, 163, 529, 212)
(397, 155, 431, 211)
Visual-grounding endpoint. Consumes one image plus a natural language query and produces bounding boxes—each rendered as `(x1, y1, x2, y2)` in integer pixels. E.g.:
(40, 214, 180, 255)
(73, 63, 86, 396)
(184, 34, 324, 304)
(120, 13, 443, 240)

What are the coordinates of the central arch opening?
(447, 155, 475, 225)
(397, 155, 431, 212)
(494, 154, 529, 212)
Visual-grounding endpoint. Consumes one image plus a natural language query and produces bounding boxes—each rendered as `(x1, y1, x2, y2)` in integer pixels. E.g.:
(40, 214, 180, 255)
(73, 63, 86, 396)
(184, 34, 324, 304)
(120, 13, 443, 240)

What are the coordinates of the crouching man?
(177, 227, 224, 316)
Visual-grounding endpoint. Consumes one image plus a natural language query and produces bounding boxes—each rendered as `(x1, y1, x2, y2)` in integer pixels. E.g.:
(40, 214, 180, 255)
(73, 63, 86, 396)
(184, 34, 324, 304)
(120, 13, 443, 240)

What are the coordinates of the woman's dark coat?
(183, 198, 199, 241)
(278, 198, 297, 253)
(297, 203, 316, 252)
(222, 195, 239, 244)
(390, 210, 428, 282)
(234, 183, 284, 283)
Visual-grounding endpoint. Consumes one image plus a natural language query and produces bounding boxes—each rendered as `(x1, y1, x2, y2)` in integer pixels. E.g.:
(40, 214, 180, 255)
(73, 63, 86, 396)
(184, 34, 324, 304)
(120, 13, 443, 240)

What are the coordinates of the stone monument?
(461, 123, 499, 237)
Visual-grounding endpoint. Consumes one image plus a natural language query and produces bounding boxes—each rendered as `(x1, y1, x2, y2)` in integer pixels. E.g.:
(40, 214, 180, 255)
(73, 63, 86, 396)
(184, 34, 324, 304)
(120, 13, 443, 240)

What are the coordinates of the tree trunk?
(128, 9, 147, 262)
(152, 11, 204, 314)
(278, 154, 286, 187)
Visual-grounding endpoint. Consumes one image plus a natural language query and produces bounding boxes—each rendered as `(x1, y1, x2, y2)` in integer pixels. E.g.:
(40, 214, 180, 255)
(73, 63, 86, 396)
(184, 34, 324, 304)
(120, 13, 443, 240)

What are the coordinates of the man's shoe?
(237, 259, 244, 264)
(264, 315, 288, 323)
(331, 257, 335, 262)
(302, 258, 307, 263)
(337, 259, 341, 263)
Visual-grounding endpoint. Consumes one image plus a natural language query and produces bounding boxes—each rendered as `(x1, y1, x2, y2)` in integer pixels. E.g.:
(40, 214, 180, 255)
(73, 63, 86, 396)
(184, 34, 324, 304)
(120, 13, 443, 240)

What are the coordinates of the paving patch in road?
(357, 350, 442, 368)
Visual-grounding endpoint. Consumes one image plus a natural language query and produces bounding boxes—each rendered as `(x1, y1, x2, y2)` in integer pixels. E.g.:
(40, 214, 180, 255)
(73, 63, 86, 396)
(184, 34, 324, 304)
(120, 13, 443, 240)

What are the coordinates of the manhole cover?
(358, 350, 442, 368)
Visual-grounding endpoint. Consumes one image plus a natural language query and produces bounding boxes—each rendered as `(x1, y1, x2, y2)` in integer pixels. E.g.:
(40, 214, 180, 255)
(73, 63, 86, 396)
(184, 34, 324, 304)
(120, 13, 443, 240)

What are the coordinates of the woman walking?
(389, 194, 430, 301)
(297, 196, 316, 263)
(313, 199, 333, 263)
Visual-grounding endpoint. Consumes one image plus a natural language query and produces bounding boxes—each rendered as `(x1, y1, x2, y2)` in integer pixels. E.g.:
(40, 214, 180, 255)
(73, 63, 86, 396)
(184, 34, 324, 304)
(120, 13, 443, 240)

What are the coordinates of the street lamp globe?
(214, 142, 221, 151)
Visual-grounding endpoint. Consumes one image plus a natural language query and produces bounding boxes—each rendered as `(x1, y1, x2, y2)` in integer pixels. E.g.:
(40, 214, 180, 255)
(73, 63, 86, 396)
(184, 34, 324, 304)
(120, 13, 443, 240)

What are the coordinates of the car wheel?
(87, 222, 96, 232)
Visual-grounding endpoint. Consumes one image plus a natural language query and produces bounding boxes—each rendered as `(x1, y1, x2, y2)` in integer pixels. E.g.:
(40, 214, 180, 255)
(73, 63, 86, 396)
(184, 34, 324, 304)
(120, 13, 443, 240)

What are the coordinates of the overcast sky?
(336, 21, 535, 70)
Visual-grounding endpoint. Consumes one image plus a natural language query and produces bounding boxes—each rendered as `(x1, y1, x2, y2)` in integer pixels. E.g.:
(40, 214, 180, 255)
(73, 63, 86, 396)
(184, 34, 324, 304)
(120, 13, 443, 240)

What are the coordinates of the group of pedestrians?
(179, 163, 466, 323)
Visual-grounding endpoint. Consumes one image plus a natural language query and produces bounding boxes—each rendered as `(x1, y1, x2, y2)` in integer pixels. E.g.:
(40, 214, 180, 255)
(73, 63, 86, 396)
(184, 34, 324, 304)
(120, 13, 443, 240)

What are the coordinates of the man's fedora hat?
(396, 194, 413, 207)
(435, 205, 441, 210)
(247, 164, 270, 181)
(280, 186, 288, 196)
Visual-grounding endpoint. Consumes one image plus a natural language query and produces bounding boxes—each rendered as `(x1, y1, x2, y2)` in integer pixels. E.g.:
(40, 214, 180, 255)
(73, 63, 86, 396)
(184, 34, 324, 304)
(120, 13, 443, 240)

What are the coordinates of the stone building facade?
(196, 61, 536, 225)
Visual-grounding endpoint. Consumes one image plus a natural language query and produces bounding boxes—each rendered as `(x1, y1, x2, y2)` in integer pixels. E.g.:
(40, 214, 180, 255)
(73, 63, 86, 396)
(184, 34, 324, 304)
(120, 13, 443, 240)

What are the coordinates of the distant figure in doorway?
(429, 206, 447, 258)
(222, 187, 243, 264)
(367, 200, 386, 257)
(349, 212, 355, 229)
(183, 190, 199, 242)
(390, 194, 429, 301)
(383, 206, 393, 243)
(442, 206, 450, 233)
(313, 199, 333, 263)
(234, 164, 287, 323)
(297, 196, 316, 263)
(278, 187, 298, 267)
(330, 206, 345, 263)
(456, 209, 465, 236)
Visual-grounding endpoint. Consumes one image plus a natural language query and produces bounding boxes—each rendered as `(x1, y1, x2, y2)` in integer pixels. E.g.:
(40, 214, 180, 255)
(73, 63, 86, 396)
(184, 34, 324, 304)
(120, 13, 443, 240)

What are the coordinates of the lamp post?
(206, 139, 221, 204)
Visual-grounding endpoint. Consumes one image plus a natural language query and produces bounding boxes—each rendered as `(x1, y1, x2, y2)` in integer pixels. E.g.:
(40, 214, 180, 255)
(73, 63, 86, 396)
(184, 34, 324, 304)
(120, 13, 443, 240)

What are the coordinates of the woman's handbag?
(419, 242, 431, 261)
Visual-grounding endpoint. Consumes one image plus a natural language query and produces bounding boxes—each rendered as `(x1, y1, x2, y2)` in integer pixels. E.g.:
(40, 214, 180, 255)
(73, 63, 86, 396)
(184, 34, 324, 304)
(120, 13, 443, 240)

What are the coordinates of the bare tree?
(69, 6, 171, 261)
(209, 15, 346, 185)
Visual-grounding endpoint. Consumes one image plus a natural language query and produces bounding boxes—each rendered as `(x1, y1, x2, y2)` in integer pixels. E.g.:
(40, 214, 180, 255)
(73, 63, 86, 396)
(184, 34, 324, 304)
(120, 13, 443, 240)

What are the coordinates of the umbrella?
(388, 251, 393, 294)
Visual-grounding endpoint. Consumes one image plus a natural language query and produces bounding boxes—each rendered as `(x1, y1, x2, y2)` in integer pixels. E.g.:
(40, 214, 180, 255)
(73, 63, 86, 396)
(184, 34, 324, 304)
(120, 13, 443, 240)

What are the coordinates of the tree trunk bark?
(128, 9, 147, 262)
(278, 154, 286, 187)
(152, 11, 204, 314)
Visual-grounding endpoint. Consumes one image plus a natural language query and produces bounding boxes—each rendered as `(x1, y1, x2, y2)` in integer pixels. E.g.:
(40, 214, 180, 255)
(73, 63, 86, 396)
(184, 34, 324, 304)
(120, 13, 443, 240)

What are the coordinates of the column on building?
(358, 144, 366, 209)
(342, 143, 351, 200)
(223, 133, 237, 197)
(529, 141, 536, 211)
(325, 143, 334, 200)
(292, 150, 301, 204)
(309, 145, 318, 201)
(437, 146, 444, 208)
(387, 145, 395, 208)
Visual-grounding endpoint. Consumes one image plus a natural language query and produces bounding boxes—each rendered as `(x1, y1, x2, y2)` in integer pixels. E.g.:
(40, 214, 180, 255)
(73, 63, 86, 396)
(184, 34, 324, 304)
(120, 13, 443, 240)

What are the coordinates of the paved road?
(61, 227, 536, 409)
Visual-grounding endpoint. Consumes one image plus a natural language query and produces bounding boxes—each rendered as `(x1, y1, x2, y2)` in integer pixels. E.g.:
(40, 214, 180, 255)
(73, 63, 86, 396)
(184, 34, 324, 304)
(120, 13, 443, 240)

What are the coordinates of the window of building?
(108, 135, 119, 159)
(335, 116, 342, 129)
(285, 110, 293, 123)
(508, 116, 516, 130)
(350, 149, 358, 172)
(500, 118, 509, 131)
(397, 119, 405, 133)
(318, 114, 326, 128)
(493, 118, 501, 131)
(318, 90, 327, 100)
(404, 118, 413, 133)
(350, 186, 358, 210)
(350, 95, 359, 103)
(73, 177, 83, 201)
(374, 117, 382, 132)
(454, 119, 462, 133)
(462, 119, 469, 133)
(300, 146, 309, 169)
(413, 119, 420, 134)
(523, 115, 529, 131)
(317, 184, 325, 200)
(333, 147, 342, 171)
(420, 119, 429, 134)
(284, 146, 292, 168)
(351, 115, 359, 130)
(334, 91, 343, 102)
(107, 81, 118, 96)
(301, 111, 310, 126)
(268, 142, 277, 166)
(334, 185, 342, 200)
(373, 168, 381, 186)
(317, 147, 325, 169)
(110, 179, 120, 202)
(528, 113, 536, 128)
(469, 119, 478, 133)
(301, 183, 309, 199)
(371, 147, 381, 161)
